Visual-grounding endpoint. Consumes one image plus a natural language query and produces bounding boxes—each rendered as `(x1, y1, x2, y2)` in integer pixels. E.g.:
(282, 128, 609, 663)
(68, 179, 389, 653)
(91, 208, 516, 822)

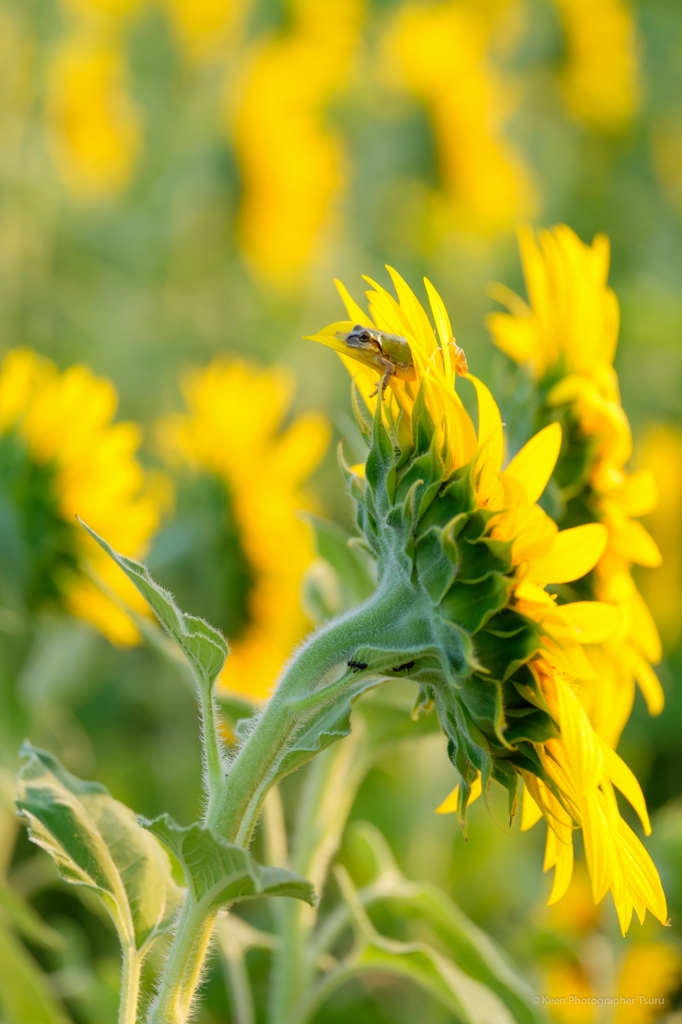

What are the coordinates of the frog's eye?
(358, 331, 371, 343)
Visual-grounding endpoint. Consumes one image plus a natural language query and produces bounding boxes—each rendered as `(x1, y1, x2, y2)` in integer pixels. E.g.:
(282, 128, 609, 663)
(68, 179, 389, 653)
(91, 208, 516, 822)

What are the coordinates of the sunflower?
(487, 225, 663, 747)
(636, 423, 682, 652)
(309, 268, 666, 933)
(553, 0, 640, 133)
(0, 347, 163, 644)
(380, 0, 536, 235)
(155, 357, 329, 702)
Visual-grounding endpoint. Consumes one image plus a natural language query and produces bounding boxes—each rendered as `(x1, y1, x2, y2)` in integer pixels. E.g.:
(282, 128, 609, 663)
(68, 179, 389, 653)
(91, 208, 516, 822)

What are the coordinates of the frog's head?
(342, 325, 381, 353)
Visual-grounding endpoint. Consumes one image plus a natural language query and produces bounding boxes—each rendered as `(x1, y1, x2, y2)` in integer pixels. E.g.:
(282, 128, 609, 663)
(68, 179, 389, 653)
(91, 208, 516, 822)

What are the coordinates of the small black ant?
(347, 659, 369, 673)
(392, 661, 415, 673)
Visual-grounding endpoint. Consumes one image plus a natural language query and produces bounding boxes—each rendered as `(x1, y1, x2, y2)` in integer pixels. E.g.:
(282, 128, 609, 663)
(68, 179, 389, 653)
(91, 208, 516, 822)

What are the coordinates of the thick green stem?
(207, 580, 410, 844)
(118, 945, 142, 1024)
(147, 900, 217, 1024)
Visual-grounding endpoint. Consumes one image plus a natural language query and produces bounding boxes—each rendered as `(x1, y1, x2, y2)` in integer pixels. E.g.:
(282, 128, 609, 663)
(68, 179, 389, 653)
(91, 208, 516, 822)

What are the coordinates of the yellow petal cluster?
(232, 0, 363, 286)
(552, 0, 640, 133)
(311, 269, 666, 931)
(637, 424, 682, 651)
(0, 348, 163, 643)
(488, 225, 663, 746)
(381, 0, 536, 235)
(164, 0, 250, 63)
(46, 23, 141, 200)
(156, 358, 329, 702)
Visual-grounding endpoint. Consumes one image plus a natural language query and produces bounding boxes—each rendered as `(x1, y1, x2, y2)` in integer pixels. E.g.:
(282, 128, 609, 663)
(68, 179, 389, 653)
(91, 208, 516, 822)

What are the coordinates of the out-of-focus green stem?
(268, 727, 369, 1024)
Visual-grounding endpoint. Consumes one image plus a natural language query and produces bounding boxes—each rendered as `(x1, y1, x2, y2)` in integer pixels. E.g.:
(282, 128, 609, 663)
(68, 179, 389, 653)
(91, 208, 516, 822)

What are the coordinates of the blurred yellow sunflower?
(539, 868, 681, 1024)
(487, 225, 663, 747)
(156, 358, 329, 702)
(381, 0, 536, 235)
(552, 0, 640, 133)
(0, 347, 163, 643)
(310, 269, 666, 933)
(637, 423, 682, 652)
(232, 0, 363, 286)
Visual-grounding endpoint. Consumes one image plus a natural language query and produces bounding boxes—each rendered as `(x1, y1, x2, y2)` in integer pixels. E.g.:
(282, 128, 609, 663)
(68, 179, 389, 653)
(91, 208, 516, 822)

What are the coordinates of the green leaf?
(16, 743, 183, 953)
(0, 920, 71, 1024)
(143, 815, 315, 910)
(353, 944, 515, 1024)
(78, 519, 228, 690)
(342, 823, 537, 1024)
(275, 673, 382, 780)
(335, 865, 517, 1024)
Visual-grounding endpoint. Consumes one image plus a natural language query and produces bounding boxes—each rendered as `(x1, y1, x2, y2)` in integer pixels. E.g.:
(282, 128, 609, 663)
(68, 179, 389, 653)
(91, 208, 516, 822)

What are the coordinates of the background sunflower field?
(1, 0, 682, 1022)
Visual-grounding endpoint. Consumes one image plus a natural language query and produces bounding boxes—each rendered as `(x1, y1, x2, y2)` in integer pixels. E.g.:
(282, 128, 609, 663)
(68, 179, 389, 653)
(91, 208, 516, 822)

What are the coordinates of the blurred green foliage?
(1, 0, 682, 1021)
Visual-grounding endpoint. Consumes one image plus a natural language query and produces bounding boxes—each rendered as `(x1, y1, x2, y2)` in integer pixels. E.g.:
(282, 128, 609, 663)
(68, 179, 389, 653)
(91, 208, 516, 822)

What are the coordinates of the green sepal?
(456, 536, 513, 583)
(338, 441, 368, 506)
(394, 434, 445, 519)
(439, 574, 512, 634)
(474, 612, 541, 682)
(395, 407, 415, 469)
(78, 520, 227, 689)
(142, 815, 316, 910)
(410, 386, 435, 456)
(365, 401, 396, 512)
(502, 708, 557, 745)
(508, 665, 556, 720)
(16, 743, 182, 952)
(417, 464, 477, 535)
(350, 381, 373, 443)
(457, 675, 509, 750)
(431, 616, 478, 680)
(415, 528, 457, 604)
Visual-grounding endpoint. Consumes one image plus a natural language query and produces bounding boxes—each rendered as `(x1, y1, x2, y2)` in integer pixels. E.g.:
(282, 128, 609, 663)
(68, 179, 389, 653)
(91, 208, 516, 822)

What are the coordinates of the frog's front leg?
(369, 357, 396, 399)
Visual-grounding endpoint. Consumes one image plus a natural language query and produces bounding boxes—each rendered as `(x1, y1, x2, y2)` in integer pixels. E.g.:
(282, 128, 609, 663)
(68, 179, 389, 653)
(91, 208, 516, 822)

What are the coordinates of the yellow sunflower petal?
(615, 816, 668, 927)
(527, 523, 608, 585)
(504, 422, 562, 504)
(598, 738, 651, 835)
(557, 601, 622, 644)
(547, 831, 574, 905)
(612, 519, 663, 567)
(465, 373, 504, 504)
(485, 311, 540, 369)
(628, 648, 664, 716)
(581, 789, 613, 904)
(630, 587, 662, 663)
(617, 469, 658, 517)
(520, 785, 543, 831)
(334, 278, 373, 327)
(435, 774, 482, 815)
